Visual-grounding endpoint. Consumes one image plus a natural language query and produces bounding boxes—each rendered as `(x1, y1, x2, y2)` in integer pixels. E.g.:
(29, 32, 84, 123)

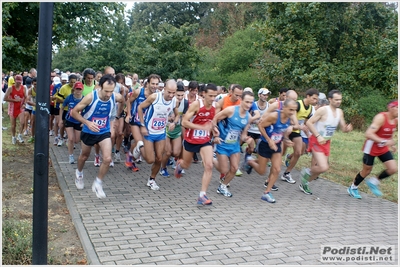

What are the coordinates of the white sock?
(200, 191, 206, 197)
(351, 184, 358, 190)
(96, 177, 102, 184)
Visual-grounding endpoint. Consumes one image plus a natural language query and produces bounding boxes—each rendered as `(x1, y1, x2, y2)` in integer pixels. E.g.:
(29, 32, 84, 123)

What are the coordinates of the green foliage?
(2, 219, 33, 265)
(259, 2, 398, 98)
(2, 2, 125, 72)
(125, 23, 200, 80)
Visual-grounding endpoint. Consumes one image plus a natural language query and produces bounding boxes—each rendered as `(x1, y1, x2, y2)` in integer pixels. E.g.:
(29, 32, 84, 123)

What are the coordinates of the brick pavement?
(50, 141, 398, 265)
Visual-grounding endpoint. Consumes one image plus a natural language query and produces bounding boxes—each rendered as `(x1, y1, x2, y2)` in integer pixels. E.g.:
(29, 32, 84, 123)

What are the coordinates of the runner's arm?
(137, 93, 157, 126)
(338, 109, 353, 133)
(365, 113, 392, 145)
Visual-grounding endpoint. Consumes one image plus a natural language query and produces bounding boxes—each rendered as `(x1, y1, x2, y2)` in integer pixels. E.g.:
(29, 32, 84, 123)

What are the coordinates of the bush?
(357, 93, 391, 124)
(2, 219, 32, 265)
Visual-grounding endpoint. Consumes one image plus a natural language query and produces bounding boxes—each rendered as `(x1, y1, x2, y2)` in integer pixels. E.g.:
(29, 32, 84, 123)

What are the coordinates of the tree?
(124, 23, 200, 80)
(258, 2, 397, 98)
(2, 2, 125, 72)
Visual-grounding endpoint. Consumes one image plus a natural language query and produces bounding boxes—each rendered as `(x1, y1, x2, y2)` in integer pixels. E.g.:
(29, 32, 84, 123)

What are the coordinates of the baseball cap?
(74, 81, 83, 89)
(183, 80, 189, 87)
(15, 75, 23, 83)
(54, 68, 60, 75)
(258, 88, 271, 95)
(244, 87, 253, 93)
(61, 73, 68, 81)
(125, 77, 132, 86)
(53, 77, 61, 85)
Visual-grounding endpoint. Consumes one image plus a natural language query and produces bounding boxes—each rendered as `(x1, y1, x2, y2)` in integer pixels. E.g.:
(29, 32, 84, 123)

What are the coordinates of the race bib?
(225, 130, 240, 144)
(324, 126, 336, 139)
(151, 118, 166, 130)
(270, 133, 283, 144)
(92, 117, 107, 129)
(193, 129, 208, 138)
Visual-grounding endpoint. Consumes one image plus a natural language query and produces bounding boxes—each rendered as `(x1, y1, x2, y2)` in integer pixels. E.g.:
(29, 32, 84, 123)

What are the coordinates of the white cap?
(125, 77, 132, 86)
(53, 77, 61, 85)
(61, 73, 68, 81)
(183, 80, 189, 87)
(258, 88, 271, 95)
(243, 87, 253, 93)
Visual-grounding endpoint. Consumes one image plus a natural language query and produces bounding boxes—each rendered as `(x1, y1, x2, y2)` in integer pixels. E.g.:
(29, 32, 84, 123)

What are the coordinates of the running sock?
(115, 150, 119, 154)
(220, 184, 227, 189)
(150, 177, 155, 181)
(284, 172, 290, 176)
(353, 172, 365, 186)
(378, 170, 390, 180)
(96, 177, 102, 184)
(199, 191, 206, 197)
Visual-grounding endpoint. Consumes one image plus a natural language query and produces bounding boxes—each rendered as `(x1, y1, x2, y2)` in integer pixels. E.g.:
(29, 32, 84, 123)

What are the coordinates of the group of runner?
(3, 67, 397, 205)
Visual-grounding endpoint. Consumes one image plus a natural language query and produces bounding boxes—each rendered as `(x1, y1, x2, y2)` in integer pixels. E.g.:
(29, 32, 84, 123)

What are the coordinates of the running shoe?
(49, 130, 54, 136)
(181, 169, 185, 174)
(197, 195, 212, 205)
(217, 184, 232, 197)
(17, 134, 24, 143)
(365, 178, 383, 197)
(133, 141, 144, 159)
(69, 155, 75, 164)
(125, 152, 132, 167)
(281, 172, 296, 184)
(299, 180, 312, 195)
(347, 186, 362, 199)
(12, 136, 16, 145)
(167, 157, 174, 166)
(114, 152, 121, 162)
(92, 181, 106, 198)
(159, 168, 170, 177)
(235, 169, 243, 176)
(147, 179, 160, 190)
(136, 156, 143, 163)
(261, 192, 276, 203)
(171, 158, 177, 169)
(24, 129, 29, 136)
(284, 153, 291, 167)
(57, 138, 63, 147)
(54, 136, 59, 146)
(128, 161, 139, 172)
(174, 160, 183, 179)
(109, 160, 114, 167)
(75, 169, 84, 190)
(264, 182, 278, 191)
(94, 155, 101, 167)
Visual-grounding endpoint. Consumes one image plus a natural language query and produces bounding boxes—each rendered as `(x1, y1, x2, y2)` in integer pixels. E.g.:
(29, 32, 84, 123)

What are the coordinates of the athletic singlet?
(82, 90, 115, 135)
(8, 85, 25, 113)
(293, 99, 313, 134)
(64, 94, 83, 124)
(221, 95, 241, 110)
(144, 91, 177, 135)
(363, 112, 397, 156)
(185, 93, 198, 106)
(249, 101, 269, 134)
(31, 87, 37, 111)
(260, 110, 291, 144)
(184, 99, 216, 144)
(52, 83, 62, 108)
(82, 83, 95, 97)
(313, 106, 340, 140)
(300, 105, 315, 138)
(218, 106, 249, 145)
(131, 87, 147, 124)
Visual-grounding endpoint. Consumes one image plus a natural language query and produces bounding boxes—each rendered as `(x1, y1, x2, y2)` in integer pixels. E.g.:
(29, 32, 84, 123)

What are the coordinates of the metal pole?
(32, 2, 54, 264)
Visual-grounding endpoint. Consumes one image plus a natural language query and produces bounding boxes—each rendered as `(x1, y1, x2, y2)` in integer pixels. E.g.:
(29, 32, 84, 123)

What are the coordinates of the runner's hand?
(140, 126, 148, 136)
(86, 121, 100, 132)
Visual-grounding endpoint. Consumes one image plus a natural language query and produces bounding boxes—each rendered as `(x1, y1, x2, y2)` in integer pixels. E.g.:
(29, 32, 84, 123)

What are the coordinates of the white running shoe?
(17, 134, 24, 143)
(147, 179, 160, 190)
(57, 138, 63, 147)
(133, 141, 144, 159)
(114, 152, 121, 162)
(109, 160, 114, 167)
(12, 136, 16, 145)
(92, 181, 106, 198)
(75, 169, 84, 189)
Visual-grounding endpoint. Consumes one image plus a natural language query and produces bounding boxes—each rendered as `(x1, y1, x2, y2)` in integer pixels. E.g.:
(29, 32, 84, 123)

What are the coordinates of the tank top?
(313, 106, 340, 140)
(260, 110, 291, 144)
(363, 112, 397, 156)
(219, 106, 249, 145)
(249, 101, 269, 134)
(222, 95, 241, 110)
(293, 100, 313, 134)
(144, 91, 177, 135)
(64, 94, 84, 124)
(9, 85, 25, 112)
(82, 83, 95, 96)
(82, 90, 115, 135)
(31, 87, 37, 111)
(131, 87, 147, 123)
(184, 99, 216, 144)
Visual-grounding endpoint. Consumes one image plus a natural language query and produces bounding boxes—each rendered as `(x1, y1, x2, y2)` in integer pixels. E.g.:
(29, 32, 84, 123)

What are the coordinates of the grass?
(293, 130, 398, 203)
(2, 219, 33, 265)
